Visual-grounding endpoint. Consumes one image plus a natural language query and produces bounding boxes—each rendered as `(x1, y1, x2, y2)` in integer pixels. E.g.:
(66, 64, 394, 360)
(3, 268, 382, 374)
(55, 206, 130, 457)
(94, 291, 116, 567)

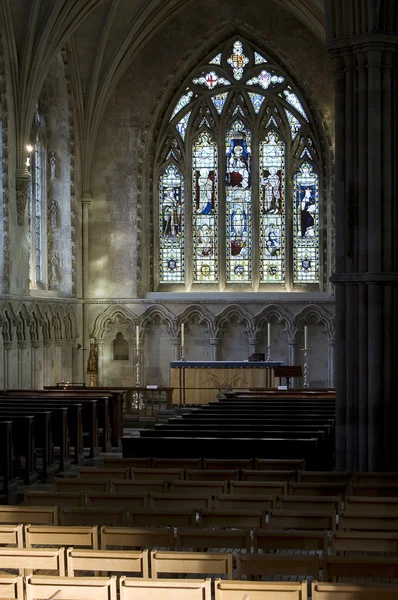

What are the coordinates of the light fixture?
(26, 144, 33, 153)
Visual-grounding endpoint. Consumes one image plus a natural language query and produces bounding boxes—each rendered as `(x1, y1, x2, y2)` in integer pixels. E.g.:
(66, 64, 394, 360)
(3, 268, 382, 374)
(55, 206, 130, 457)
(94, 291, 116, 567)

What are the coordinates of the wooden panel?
(151, 550, 233, 579)
(312, 582, 398, 600)
(120, 577, 211, 600)
(215, 580, 307, 600)
(25, 575, 117, 600)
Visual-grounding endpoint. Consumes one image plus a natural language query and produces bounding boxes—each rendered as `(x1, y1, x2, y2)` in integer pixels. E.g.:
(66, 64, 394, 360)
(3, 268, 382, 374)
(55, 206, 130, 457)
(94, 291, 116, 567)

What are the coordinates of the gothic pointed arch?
(255, 304, 294, 338)
(293, 304, 334, 340)
(215, 304, 255, 338)
(140, 305, 176, 337)
(90, 305, 136, 340)
(177, 305, 216, 338)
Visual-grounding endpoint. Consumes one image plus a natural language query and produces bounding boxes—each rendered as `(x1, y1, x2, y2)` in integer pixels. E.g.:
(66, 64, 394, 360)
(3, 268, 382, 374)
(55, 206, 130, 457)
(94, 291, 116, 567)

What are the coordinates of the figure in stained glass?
(195, 168, 215, 214)
(299, 187, 316, 237)
(162, 187, 183, 238)
(230, 204, 248, 257)
(226, 122, 251, 190)
(197, 222, 214, 257)
(264, 224, 281, 258)
(261, 167, 282, 214)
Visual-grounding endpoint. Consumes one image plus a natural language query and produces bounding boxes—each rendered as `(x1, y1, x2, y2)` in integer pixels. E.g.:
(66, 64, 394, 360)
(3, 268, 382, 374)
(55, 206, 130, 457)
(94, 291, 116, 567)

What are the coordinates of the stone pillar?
(43, 341, 55, 385)
(15, 169, 30, 227)
(31, 341, 43, 389)
(327, 339, 335, 389)
(325, 0, 398, 470)
(3, 342, 13, 388)
(95, 339, 104, 385)
(210, 338, 220, 361)
(287, 338, 298, 387)
(81, 193, 91, 298)
(171, 338, 181, 362)
(249, 338, 258, 356)
(18, 342, 29, 388)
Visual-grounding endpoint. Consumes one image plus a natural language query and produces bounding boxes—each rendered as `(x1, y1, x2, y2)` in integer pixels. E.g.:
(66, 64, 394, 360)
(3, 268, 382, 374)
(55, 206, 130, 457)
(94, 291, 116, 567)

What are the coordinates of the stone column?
(3, 342, 13, 388)
(171, 338, 181, 362)
(249, 338, 258, 356)
(287, 338, 298, 387)
(95, 339, 104, 385)
(43, 341, 55, 385)
(325, 1, 398, 470)
(81, 193, 91, 298)
(17, 342, 29, 388)
(31, 341, 43, 389)
(210, 338, 220, 361)
(327, 339, 335, 389)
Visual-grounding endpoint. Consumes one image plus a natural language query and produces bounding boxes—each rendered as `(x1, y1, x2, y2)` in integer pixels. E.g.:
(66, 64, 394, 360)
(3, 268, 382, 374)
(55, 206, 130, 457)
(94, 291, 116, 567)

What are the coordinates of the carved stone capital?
(31, 340, 43, 349)
(3, 342, 14, 351)
(287, 337, 297, 346)
(170, 337, 181, 346)
(210, 338, 220, 346)
(18, 342, 28, 350)
(16, 171, 31, 226)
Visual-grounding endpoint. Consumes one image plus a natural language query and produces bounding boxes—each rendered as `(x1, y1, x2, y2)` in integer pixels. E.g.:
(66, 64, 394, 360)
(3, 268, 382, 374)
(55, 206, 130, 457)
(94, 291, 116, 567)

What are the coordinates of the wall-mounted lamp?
(26, 144, 33, 168)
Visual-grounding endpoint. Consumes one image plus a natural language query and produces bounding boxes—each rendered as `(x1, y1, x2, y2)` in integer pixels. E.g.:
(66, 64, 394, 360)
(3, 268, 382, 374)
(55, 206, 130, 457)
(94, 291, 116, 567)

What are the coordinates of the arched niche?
(113, 331, 129, 360)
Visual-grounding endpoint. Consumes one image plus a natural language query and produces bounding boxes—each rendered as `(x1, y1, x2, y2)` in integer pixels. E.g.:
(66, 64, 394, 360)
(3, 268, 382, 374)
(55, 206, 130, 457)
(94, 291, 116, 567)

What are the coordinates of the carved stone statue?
(50, 199, 59, 228)
(86, 341, 98, 374)
(51, 254, 60, 285)
(49, 151, 57, 180)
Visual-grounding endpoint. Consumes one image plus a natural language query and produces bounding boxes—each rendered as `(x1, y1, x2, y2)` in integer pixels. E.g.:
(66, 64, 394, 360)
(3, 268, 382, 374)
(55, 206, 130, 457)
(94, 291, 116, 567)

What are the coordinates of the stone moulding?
(16, 176, 31, 226)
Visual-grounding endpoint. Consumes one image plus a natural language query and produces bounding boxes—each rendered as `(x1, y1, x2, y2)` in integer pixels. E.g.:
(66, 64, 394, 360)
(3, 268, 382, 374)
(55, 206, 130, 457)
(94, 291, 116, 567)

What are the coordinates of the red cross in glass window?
(206, 73, 218, 88)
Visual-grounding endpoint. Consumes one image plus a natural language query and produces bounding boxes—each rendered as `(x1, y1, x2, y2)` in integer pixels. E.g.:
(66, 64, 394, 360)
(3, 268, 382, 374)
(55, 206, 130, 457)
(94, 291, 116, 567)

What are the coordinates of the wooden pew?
(331, 531, 398, 555)
(230, 481, 288, 496)
(169, 481, 228, 495)
(214, 494, 276, 511)
(214, 580, 308, 600)
(150, 550, 233, 579)
(298, 471, 351, 484)
(339, 513, 398, 532)
(323, 555, 398, 581)
(254, 529, 328, 554)
(104, 457, 152, 468)
(0, 576, 23, 600)
(203, 458, 253, 470)
(312, 581, 398, 600)
(119, 577, 211, 600)
(66, 548, 149, 577)
(112, 479, 168, 494)
(148, 493, 211, 510)
(129, 508, 196, 528)
(79, 467, 130, 480)
(100, 526, 174, 550)
(186, 469, 239, 482)
(25, 575, 117, 600)
(60, 507, 127, 527)
(267, 510, 336, 531)
(25, 525, 98, 549)
(0, 415, 36, 484)
(236, 552, 321, 580)
(352, 472, 398, 484)
(255, 458, 305, 470)
(176, 528, 251, 552)
(345, 496, 398, 514)
(242, 469, 296, 482)
(153, 457, 202, 469)
(54, 477, 111, 493)
(131, 468, 184, 481)
(0, 547, 65, 576)
(278, 495, 341, 513)
(87, 493, 148, 510)
(0, 421, 17, 501)
(0, 505, 58, 525)
(0, 525, 23, 548)
(289, 482, 348, 497)
(198, 509, 267, 529)
(25, 491, 85, 507)
(348, 483, 398, 497)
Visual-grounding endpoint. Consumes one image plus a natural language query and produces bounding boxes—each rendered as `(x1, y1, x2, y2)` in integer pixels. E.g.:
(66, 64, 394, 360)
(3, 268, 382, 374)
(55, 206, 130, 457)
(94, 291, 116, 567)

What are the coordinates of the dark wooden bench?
(0, 421, 18, 501)
(0, 414, 36, 484)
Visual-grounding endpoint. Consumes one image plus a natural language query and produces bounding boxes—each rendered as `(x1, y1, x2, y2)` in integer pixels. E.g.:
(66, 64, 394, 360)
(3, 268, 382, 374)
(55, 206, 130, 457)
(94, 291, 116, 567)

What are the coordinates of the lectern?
(274, 366, 302, 390)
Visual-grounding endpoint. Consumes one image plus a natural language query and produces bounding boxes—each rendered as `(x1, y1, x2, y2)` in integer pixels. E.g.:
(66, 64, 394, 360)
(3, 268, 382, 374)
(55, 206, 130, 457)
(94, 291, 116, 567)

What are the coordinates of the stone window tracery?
(29, 108, 47, 289)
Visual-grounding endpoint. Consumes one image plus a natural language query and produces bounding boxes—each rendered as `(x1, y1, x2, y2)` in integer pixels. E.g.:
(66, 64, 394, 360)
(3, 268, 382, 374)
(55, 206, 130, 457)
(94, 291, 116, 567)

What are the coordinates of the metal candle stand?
(180, 345, 186, 361)
(134, 342, 145, 411)
(266, 345, 271, 362)
(302, 348, 310, 388)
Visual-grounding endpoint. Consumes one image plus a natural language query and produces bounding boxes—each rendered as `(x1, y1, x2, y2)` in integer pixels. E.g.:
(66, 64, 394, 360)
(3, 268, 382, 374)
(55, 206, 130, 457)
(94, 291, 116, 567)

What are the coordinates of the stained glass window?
(192, 132, 218, 282)
(226, 121, 252, 282)
(159, 164, 185, 283)
(157, 38, 323, 290)
(30, 125, 45, 289)
(293, 163, 320, 283)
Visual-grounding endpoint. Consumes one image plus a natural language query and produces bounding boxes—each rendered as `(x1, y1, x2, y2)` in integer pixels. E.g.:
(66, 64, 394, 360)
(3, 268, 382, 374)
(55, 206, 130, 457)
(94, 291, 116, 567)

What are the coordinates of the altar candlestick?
(304, 325, 308, 350)
(181, 323, 185, 347)
(267, 322, 271, 347)
(136, 325, 140, 348)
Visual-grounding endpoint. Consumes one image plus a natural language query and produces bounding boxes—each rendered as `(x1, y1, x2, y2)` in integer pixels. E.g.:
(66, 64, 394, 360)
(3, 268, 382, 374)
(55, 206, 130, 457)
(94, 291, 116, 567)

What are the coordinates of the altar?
(170, 360, 283, 405)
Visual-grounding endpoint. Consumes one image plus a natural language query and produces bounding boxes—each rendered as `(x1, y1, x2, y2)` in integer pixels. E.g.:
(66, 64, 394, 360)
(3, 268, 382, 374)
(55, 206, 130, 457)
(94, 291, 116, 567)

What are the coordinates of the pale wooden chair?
(323, 555, 398, 581)
(54, 478, 111, 493)
(312, 581, 398, 599)
(242, 469, 296, 482)
(111, 479, 168, 493)
(170, 481, 228, 495)
(79, 467, 130, 480)
(25, 575, 117, 600)
(254, 529, 328, 554)
(345, 496, 398, 514)
(230, 481, 288, 496)
(215, 579, 308, 600)
(289, 482, 348, 497)
(131, 468, 184, 481)
(86, 492, 148, 510)
(203, 458, 253, 471)
(0, 505, 58, 525)
(25, 525, 99, 549)
(66, 547, 149, 577)
(0, 547, 65, 576)
(267, 510, 336, 531)
(0, 576, 23, 600)
(148, 493, 212, 510)
(0, 525, 23, 548)
(150, 550, 233, 579)
(255, 458, 305, 472)
(129, 508, 196, 527)
(153, 458, 202, 469)
(236, 552, 321, 579)
(100, 526, 174, 550)
(198, 509, 266, 529)
(278, 495, 341, 513)
(214, 493, 276, 511)
(119, 576, 211, 600)
(103, 457, 152, 469)
(186, 469, 239, 482)
(60, 507, 128, 527)
(331, 531, 398, 555)
(24, 490, 85, 507)
(176, 528, 251, 552)
(338, 513, 398, 532)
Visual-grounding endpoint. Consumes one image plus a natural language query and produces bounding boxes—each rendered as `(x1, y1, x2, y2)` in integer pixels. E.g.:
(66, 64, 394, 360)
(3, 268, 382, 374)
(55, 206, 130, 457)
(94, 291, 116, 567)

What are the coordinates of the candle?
(136, 325, 140, 347)
(181, 323, 185, 347)
(304, 325, 308, 350)
(267, 322, 271, 347)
